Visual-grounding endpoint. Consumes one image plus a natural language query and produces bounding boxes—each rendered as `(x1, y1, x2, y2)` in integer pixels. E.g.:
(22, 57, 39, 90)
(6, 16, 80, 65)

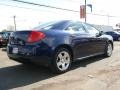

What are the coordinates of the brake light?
(28, 31, 46, 43)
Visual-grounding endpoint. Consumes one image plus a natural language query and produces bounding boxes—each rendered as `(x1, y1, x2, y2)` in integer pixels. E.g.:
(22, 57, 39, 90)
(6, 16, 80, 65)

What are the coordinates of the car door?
(66, 22, 93, 59)
(83, 23, 106, 54)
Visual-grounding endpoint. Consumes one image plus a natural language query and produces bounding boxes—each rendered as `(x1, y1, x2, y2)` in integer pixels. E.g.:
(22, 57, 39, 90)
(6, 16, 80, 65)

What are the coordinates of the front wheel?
(51, 48, 72, 73)
(104, 42, 113, 57)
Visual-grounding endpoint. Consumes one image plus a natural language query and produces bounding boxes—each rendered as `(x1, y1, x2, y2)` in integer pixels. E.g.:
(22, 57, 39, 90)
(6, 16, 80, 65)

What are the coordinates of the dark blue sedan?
(7, 20, 113, 73)
(105, 31, 120, 41)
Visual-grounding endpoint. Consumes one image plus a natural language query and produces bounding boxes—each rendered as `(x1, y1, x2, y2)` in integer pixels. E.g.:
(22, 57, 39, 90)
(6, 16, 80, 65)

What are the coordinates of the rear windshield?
(33, 20, 69, 30)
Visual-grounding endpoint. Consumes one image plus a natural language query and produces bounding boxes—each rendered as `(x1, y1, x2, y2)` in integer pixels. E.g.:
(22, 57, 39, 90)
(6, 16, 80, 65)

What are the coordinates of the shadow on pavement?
(71, 55, 105, 70)
(0, 55, 105, 90)
(1, 48, 7, 52)
(0, 65, 56, 90)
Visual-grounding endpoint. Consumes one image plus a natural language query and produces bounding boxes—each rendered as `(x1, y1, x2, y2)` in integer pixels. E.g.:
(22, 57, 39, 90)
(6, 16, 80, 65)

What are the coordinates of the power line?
(87, 13, 120, 17)
(0, 3, 60, 14)
(1, 0, 120, 18)
(11, 0, 79, 12)
(11, 0, 120, 18)
(0, 3, 37, 10)
(64, 0, 81, 3)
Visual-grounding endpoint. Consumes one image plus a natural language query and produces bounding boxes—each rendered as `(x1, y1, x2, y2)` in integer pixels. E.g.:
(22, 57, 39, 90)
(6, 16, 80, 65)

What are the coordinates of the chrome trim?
(75, 52, 104, 61)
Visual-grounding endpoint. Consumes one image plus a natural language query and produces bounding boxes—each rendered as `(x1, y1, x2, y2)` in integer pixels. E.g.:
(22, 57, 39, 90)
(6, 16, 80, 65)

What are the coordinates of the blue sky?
(0, 0, 120, 30)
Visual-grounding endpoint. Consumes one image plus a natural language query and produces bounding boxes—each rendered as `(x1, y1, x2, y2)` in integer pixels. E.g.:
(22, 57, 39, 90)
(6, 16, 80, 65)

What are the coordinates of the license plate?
(12, 47, 18, 54)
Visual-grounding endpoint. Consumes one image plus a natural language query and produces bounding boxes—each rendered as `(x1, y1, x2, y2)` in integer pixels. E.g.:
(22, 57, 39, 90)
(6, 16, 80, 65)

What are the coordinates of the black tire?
(104, 42, 113, 57)
(51, 48, 72, 74)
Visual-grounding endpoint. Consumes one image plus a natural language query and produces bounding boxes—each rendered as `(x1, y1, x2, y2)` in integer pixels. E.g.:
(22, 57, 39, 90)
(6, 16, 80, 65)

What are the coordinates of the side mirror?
(96, 31, 104, 37)
(99, 31, 104, 35)
(68, 27, 73, 30)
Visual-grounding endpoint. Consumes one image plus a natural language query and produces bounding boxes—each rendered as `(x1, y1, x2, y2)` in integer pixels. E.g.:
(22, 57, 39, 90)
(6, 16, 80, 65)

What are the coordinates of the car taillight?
(28, 31, 46, 43)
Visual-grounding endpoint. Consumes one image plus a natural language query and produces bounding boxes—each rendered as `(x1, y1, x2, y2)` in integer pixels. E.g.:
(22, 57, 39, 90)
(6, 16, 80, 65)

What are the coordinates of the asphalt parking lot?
(0, 42, 120, 90)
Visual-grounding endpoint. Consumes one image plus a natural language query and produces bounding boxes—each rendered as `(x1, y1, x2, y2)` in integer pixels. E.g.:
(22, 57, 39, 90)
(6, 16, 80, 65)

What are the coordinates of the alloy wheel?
(107, 43, 112, 56)
(56, 51, 70, 71)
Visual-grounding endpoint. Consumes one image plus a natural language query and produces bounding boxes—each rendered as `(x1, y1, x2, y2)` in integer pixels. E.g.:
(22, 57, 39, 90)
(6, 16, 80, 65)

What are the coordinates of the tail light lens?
(28, 31, 46, 43)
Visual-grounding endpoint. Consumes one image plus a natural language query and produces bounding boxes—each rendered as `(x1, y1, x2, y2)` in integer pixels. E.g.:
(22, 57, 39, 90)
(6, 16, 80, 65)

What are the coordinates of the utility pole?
(85, 0, 87, 23)
(13, 16, 16, 31)
(107, 14, 110, 25)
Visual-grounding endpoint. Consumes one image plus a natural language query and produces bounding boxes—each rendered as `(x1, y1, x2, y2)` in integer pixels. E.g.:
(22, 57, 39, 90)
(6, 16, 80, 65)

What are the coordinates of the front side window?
(83, 23, 100, 36)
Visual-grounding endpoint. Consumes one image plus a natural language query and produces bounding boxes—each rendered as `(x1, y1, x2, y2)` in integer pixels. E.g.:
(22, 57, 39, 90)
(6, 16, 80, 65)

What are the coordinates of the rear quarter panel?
(42, 30, 73, 50)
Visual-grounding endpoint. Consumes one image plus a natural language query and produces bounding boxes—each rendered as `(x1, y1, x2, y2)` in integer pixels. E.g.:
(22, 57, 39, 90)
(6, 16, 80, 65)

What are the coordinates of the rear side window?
(65, 22, 86, 33)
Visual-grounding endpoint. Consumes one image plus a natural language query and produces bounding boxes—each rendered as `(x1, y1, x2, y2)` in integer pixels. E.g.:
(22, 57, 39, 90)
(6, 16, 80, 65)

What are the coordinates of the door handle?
(70, 35, 76, 37)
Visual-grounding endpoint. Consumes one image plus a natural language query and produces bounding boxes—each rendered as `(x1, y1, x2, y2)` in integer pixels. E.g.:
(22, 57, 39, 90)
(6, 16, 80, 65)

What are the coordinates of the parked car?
(118, 31, 120, 33)
(105, 31, 120, 41)
(0, 32, 3, 47)
(0, 31, 12, 47)
(0, 32, 8, 47)
(7, 20, 113, 73)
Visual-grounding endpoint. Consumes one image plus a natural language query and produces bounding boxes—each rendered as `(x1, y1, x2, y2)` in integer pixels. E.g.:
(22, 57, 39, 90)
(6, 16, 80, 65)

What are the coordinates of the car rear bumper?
(8, 54, 51, 66)
(7, 44, 53, 66)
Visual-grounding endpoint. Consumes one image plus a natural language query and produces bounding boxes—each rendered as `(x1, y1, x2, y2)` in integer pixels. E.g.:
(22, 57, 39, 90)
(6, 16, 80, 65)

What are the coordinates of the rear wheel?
(104, 42, 113, 57)
(51, 48, 72, 73)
